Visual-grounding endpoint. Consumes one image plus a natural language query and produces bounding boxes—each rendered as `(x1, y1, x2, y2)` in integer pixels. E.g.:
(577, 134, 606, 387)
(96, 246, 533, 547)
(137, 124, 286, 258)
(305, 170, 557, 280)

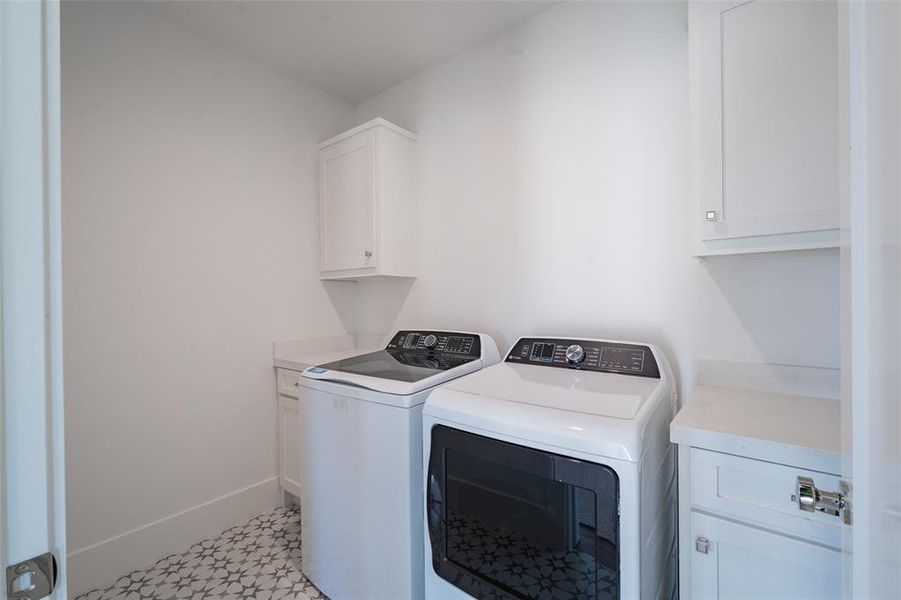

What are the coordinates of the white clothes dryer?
(300, 330, 500, 600)
(423, 337, 677, 600)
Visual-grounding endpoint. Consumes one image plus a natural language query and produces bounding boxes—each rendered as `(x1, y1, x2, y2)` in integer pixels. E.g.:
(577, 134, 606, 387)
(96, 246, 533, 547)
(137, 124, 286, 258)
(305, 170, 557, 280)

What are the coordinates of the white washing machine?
(300, 330, 500, 600)
(423, 337, 677, 600)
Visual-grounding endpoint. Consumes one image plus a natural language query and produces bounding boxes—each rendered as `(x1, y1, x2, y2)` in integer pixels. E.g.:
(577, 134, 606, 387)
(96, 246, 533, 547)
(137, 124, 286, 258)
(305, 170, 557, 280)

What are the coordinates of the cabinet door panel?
(276, 367, 301, 399)
(695, 0, 839, 242)
(320, 133, 375, 272)
(690, 511, 840, 600)
(279, 395, 302, 498)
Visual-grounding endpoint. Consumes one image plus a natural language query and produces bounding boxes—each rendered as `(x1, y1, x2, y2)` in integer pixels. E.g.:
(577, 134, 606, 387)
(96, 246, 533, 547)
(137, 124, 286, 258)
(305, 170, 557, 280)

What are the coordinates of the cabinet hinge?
(6, 552, 57, 600)
(792, 476, 852, 525)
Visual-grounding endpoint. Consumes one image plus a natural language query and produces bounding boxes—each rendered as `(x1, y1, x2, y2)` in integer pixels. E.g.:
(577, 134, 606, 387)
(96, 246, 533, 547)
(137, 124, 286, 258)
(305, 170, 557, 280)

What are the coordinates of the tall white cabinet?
(690, 0, 841, 256)
(319, 118, 417, 279)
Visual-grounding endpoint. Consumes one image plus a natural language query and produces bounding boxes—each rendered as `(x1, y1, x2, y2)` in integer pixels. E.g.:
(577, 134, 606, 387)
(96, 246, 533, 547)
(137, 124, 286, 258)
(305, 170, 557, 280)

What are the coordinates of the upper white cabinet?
(690, 0, 841, 256)
(319, 118, 417, 279)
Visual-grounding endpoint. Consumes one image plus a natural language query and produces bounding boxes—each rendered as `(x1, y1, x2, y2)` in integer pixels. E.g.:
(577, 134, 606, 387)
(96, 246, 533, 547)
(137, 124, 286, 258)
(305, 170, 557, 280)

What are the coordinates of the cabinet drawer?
(276, 367, 303, 398)
(689, 448, 842, 547)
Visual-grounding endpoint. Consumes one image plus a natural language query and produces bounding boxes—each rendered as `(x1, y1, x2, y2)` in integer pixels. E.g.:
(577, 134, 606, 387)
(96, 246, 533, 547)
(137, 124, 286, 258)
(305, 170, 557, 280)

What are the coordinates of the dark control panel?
(387, 330, 481, 358)
(505, 337, 660, 378)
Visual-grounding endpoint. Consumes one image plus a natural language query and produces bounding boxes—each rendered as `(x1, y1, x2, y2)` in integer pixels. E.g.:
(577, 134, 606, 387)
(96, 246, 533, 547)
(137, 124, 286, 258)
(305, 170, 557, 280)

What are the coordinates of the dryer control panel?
(387, 330, 482, 358)
(505, 337, 660, 378)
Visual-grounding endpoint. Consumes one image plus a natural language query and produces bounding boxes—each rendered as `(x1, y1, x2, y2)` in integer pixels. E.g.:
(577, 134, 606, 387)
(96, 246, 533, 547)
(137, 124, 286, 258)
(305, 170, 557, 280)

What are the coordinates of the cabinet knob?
(705, 210, 718, 222)
(695, 536, 710, 554)
(364, 250, 373, 258)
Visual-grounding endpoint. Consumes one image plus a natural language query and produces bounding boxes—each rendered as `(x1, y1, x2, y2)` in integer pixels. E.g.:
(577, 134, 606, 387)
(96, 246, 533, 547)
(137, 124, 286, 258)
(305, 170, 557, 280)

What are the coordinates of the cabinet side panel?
(376, 127, 417, 277)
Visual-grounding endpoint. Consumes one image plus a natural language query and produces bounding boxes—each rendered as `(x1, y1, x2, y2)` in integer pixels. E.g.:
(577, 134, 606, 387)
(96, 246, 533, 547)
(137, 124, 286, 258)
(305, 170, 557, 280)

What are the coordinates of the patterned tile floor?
(76, 505, 326, 600)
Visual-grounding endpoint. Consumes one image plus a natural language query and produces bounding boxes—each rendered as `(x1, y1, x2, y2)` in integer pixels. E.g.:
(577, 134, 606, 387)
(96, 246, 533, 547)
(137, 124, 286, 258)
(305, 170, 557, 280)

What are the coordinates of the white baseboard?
(67, 477, 282, 596)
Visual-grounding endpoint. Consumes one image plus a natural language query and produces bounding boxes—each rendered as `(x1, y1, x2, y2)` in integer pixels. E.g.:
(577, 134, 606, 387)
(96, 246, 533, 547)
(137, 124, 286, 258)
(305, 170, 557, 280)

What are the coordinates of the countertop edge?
(670, 423, 842, 475)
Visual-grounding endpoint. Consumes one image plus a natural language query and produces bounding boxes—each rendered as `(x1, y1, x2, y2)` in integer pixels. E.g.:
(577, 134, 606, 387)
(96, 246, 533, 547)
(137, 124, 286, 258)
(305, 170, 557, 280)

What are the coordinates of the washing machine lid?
(301, 330, 499, 396)
(423, 337, 673, 462)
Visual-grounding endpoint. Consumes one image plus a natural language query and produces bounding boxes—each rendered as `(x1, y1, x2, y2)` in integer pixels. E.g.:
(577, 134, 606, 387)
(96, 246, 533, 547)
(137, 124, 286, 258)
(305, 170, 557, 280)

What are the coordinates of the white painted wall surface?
(62, 3, 353, 593)
(351, 1, 841, 396)
(61, 0, 842, 592)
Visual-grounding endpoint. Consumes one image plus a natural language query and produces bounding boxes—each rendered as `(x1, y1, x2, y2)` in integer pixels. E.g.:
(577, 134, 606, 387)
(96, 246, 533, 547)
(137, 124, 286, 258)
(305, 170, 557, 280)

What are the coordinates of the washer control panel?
(505, 337, 660, 378)
(387, 330, 481, 358)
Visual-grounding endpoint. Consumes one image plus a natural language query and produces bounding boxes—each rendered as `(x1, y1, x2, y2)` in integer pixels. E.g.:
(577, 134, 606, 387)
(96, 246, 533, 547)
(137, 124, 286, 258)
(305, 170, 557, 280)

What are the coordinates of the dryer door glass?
(427, 425, 619, 600)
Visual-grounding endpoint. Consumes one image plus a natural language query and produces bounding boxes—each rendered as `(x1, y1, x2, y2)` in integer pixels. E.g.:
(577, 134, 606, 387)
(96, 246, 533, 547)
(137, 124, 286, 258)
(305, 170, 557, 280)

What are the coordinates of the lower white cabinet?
(276, 368, 303, 499)
(689, 511, 840, 599)
(279, 394, 302, 498)
(676, 446, 843, 599)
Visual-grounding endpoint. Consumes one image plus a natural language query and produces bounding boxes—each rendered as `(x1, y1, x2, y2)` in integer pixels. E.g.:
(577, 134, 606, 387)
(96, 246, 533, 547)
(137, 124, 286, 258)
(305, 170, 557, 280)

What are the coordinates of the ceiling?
(141, 1, 555, 104)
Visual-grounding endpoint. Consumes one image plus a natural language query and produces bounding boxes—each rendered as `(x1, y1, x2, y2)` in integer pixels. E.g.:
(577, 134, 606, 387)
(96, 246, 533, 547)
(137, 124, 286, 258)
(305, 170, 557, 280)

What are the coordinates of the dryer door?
(427, 425, 620, 600)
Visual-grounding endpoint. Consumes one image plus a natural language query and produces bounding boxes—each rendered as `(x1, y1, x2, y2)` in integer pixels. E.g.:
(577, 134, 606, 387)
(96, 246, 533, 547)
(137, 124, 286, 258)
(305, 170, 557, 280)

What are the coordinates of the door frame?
(0, 0, 67, 597)
(844, 0, 901, 596)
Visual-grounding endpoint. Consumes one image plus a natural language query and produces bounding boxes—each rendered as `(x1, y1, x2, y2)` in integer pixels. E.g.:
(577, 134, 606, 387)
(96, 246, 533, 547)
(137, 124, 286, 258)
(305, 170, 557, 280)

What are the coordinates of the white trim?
(0, 0, 66, 596)
(67, 477, 282, 596)
(318, 117, 417, 149)
(46, 1, 67, 596)
(847, 1, 869, 597)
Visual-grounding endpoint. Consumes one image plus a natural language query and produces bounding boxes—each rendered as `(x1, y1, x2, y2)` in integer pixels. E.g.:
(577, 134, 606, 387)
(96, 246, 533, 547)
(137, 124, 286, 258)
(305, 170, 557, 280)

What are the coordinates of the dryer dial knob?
(423, 334, 439, 349)
(565, 344, 586, 364)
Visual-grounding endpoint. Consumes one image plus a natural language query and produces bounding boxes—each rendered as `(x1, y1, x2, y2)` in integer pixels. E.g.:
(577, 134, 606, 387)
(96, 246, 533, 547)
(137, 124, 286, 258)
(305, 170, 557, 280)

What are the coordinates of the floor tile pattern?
(76, 505, 326, 600)
(445, 509, 616, 600)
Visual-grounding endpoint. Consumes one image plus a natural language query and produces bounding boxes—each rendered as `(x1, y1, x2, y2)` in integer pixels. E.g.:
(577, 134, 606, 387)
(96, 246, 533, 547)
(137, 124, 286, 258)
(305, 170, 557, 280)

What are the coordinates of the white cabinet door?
(692, 0, 840, 254)
(319, 130, 376, 273)
(689, 511, 841, 600)
(279, 395, 302, 499)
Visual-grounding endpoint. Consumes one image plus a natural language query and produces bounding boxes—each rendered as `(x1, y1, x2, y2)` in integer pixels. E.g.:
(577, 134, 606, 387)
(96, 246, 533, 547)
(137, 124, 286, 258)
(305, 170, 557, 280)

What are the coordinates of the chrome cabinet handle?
(695, 536, 710, 554)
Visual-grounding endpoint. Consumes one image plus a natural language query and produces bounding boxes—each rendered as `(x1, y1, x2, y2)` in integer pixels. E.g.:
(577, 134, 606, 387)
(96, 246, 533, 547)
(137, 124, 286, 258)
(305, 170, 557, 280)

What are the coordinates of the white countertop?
(274, 347, 374, 372)
(272, 333, 385, 372)
(670, 385, 842, 475)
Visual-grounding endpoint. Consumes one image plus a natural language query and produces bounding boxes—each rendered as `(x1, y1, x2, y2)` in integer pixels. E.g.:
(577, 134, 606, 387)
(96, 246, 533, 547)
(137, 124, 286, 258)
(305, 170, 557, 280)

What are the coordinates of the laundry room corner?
(29, 0, 890, 598)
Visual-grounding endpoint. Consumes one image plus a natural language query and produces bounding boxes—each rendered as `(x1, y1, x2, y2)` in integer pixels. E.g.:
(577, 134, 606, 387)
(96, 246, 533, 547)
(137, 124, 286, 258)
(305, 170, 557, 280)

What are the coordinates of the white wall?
(61, 0, 841, 591)
(351, 1, 841, 396)
(62, 3, 354, 593)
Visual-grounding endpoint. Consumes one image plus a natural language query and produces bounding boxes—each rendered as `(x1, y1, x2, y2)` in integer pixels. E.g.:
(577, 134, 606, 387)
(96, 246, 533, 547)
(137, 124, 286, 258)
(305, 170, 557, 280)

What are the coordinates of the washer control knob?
(423, 334, 439, 349)
(565, 344, 586, 364)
